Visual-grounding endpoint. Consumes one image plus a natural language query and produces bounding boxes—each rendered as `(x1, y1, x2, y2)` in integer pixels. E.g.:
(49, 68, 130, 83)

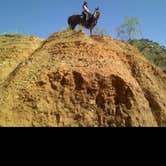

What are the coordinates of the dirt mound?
(0, 34, 43, 83)
(0, 30, 166, 127)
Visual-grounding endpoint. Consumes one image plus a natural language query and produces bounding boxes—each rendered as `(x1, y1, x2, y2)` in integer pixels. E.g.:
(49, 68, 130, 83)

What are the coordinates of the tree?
(116, 16, 142, 41)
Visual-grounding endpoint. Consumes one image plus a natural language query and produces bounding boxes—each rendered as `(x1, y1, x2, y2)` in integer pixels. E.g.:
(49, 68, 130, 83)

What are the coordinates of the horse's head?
(93, 7, 100, 20)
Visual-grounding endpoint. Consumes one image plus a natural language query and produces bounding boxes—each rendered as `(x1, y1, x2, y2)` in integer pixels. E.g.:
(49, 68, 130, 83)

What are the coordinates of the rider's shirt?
(83, 5, 90, 13)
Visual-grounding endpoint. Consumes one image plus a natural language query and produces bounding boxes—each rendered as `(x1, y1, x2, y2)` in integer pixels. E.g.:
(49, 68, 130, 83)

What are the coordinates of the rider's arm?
(83, 5, 90, 13)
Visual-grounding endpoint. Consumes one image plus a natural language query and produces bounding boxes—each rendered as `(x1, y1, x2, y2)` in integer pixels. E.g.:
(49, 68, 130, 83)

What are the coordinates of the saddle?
(81, 12, 92, 24)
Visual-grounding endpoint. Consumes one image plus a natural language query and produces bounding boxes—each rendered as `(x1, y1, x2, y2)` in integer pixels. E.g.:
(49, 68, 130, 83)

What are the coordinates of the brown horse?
(68, 8, 100, 35)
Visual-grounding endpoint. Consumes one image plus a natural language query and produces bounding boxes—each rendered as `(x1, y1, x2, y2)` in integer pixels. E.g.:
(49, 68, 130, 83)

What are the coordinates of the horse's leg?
(68, 24, 72, 30)
(90, 28, 93, 36)
(72, 24, 77, 30)
(68, 18, 77, 30)
(69, 21, 77, 30)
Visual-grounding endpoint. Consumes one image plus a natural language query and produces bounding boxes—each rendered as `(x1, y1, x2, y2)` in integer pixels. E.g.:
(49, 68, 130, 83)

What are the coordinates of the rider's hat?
(84, 1, 88, 5)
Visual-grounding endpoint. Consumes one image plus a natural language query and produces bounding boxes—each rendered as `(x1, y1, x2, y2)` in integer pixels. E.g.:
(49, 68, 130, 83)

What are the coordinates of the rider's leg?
(82, 12, 85, 20)
(88, 13, 91, 18)
(85, 12, 89, 21)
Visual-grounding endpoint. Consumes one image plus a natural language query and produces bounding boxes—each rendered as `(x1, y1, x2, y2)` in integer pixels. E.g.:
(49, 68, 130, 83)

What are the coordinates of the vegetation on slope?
(129, 39, 166, 72)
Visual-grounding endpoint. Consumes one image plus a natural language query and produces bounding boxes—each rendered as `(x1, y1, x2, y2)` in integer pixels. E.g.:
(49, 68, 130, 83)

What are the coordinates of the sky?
(0, 0, 165, 45)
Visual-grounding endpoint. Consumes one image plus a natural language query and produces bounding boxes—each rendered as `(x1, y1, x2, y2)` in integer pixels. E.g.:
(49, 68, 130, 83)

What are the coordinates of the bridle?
(93, 9, 100, 19)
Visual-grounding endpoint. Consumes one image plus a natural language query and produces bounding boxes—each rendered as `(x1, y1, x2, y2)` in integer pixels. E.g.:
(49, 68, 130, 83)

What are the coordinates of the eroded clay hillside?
(0, 30, 166, 127)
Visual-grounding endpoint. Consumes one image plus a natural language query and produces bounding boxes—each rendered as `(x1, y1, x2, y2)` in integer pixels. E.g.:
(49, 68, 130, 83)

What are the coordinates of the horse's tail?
(68, 16, 72, 29)
(67, 17, 71, 29)
(68, 16, 75, 30)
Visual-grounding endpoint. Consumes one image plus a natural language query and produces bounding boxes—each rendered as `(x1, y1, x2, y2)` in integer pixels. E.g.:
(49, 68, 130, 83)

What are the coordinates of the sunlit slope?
(0, 34, 43, 83)
(0, 31, 166, 127)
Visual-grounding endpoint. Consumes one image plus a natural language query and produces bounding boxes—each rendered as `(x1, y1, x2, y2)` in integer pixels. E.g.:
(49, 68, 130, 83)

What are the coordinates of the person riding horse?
(68, 3, 100, 35)
(82, 1, 91, 22)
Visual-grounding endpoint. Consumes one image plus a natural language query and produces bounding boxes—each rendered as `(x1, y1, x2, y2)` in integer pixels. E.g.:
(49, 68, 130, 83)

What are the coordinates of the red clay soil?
(0, 30, 166, 127)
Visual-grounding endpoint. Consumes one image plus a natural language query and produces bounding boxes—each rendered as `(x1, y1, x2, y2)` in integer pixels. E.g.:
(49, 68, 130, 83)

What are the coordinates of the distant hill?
(129, 39, 166, 72)
(0, 31, 166, 127)
(0, 34, 43, 83)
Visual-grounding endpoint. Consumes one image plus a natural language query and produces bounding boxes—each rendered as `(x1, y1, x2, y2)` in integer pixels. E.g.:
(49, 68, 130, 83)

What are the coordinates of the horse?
(68, 8, 100, 35)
